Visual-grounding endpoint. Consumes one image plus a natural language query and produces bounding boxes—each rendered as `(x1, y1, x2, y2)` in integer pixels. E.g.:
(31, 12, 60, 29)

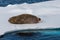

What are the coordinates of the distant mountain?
(0, 0, 50, 7)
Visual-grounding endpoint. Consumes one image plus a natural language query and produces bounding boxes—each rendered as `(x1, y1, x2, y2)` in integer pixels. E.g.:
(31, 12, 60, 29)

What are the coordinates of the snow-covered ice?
(0, 0, 60, 35)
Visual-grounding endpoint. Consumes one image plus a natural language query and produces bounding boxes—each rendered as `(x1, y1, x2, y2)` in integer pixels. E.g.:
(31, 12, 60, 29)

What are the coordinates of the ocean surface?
(0, 30, 60, 40)
(0, 0, 50, 7)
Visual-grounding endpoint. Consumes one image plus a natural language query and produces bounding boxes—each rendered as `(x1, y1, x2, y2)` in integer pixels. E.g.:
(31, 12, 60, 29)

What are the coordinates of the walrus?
(8, 14, 41, 24)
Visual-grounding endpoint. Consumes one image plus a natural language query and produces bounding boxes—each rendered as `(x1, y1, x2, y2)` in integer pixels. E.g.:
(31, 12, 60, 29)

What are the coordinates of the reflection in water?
(0, 30, 60, 40)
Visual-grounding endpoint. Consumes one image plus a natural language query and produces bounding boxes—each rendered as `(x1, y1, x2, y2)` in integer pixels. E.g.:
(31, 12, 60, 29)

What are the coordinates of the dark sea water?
(0, 29, 60, 40)
(0, 0, 50, 7)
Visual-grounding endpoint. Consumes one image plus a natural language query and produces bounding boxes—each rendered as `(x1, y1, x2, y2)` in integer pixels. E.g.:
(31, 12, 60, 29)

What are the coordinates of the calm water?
(0, 30, 60, 40)
(0, 0, 50, 7)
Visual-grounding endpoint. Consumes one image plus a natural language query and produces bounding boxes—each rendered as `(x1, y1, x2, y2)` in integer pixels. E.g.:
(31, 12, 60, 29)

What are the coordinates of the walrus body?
(8, 14, 41, 24)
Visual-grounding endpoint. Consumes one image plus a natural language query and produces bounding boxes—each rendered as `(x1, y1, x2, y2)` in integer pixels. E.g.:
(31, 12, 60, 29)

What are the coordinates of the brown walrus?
(8, 14, 41, 24)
